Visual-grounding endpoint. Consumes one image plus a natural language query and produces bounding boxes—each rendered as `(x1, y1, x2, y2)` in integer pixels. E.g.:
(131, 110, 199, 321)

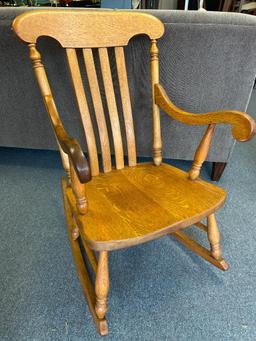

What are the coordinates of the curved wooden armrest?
(44, 95, 91, 184)
(155, 84, 256, 142)
(55, 125, 91, 184)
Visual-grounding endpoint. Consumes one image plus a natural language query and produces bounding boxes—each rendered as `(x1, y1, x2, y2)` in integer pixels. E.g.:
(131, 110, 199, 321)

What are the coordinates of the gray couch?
(1, 8, 256, 179)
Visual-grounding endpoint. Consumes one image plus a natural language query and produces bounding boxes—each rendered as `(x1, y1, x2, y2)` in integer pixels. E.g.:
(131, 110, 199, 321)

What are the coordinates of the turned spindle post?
(188, 123, 216, 180)
(95, 251, 109, 320)
(207, 214, 222, 260)
(29, 43, 70, 179)
(70, 160, 88, 215)
(150, 39, 162, 166)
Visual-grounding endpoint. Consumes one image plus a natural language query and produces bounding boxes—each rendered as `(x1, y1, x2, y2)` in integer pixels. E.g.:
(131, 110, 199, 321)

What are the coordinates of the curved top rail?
(12, 9, 165, 48)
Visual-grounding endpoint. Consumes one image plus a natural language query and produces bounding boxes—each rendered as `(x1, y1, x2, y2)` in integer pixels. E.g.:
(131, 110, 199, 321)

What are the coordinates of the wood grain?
(171, 219, 229, 271)
(12, 10, 164, 48)
(115, 47, 136, 167)
(171, 230, 229, 271)
(207, 213, 222, 260)
(28, 44, 91, 183)
(98, 47, 124, 170)
(57, 139, 70, 178)
(66, 48, 99, 176)
(80, 233, 98, 274)
(12, 10, 239, 337)
(82, 48, 112, 173)
(62, 178, 108, 336)
(189, 124, 216, 180)
(70, 160, 88, 215)
(151, 40, 162, 166)
(155, 83, 256, 142)
(95, 251, 109, 320)
(66, 163, 226, 251)
(45, 95, 91, 183)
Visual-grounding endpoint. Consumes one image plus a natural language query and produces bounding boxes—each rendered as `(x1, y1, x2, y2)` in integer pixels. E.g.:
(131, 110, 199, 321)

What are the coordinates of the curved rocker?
(62, 178, 108, 336)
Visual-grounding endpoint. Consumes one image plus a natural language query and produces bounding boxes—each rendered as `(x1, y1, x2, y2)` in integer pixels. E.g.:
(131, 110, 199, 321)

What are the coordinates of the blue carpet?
(1, 107, 256, 340)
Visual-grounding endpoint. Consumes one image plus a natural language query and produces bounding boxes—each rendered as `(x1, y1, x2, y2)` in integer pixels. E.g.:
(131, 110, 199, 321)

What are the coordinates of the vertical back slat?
(98, 48, 124, 170)
(83, 48, 112, 173)
(114, 47, 136, 167)
(66, 48, 99, 176)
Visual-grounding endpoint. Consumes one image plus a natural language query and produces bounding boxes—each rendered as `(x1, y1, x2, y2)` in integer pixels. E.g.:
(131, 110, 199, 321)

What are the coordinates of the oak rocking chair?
(13, 10, 255, 336)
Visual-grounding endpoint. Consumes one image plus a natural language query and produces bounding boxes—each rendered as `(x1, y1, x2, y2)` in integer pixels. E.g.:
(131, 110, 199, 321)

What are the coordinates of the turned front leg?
(207, 214, 222, 260)
(95, 251, 109, 320)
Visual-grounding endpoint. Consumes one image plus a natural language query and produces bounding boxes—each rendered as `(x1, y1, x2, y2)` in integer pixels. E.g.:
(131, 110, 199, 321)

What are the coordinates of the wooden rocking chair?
(13, 10, 255, 336)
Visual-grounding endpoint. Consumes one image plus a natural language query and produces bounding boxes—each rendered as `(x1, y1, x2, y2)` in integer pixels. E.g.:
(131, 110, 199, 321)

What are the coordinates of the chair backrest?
(12, 10, 164, 176)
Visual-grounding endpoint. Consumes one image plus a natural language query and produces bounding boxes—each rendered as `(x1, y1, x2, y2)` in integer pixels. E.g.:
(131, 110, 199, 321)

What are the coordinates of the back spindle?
(66, 48, 99, 176)
(29, 43, 70, 178)
(115, 46, 136, 167)
(97, 47, 124, 170)
(82, 48, 112, 173)
(150, 39, 162, 166)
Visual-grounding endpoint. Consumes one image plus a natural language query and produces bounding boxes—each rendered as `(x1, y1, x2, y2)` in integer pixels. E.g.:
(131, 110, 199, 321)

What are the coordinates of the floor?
(1, 94, 256, 340)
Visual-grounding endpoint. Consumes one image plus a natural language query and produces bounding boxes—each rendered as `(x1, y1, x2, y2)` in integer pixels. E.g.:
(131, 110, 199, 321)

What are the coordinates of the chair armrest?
(155, 84, 256, 142)
(44, 95, 91, 184)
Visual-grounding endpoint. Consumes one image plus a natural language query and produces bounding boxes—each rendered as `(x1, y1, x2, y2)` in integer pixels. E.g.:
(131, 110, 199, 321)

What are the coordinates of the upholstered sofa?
(1, 8, 256, 179)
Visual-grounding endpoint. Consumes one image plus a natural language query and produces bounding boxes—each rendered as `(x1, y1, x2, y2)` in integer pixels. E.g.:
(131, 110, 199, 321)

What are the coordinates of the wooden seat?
(66, 163, 226, 250)
(12, 9, 255, 336)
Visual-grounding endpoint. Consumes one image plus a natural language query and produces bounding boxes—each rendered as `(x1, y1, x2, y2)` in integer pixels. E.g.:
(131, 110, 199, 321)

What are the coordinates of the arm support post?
(189, 124, 216, 180)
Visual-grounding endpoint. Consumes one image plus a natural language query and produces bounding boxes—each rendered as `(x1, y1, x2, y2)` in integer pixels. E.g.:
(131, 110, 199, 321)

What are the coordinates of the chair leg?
(207, 213, 222, 260)
(95, 251, 109, 320)
(61, 177, 109, 336)
(171, 215, 229, 271)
